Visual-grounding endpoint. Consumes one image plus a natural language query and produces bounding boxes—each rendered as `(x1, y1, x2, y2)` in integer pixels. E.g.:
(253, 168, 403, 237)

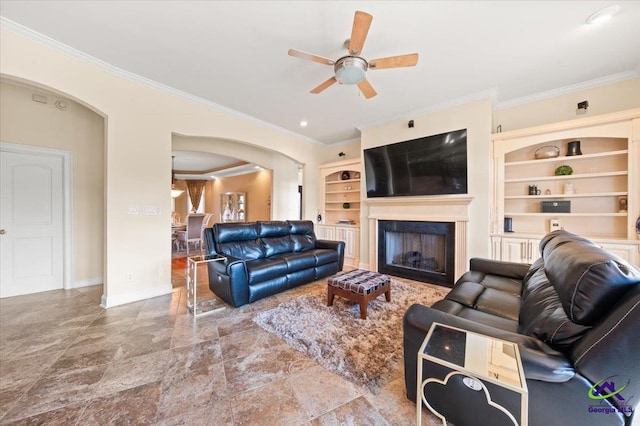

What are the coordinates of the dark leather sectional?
(404, 230, 640, 426)
(203, 220, 345, 307)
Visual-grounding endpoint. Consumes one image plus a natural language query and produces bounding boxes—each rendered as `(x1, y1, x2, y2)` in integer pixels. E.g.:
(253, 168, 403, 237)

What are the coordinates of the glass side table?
(186, 255, 227, 317)
(417, 322, 528, 426)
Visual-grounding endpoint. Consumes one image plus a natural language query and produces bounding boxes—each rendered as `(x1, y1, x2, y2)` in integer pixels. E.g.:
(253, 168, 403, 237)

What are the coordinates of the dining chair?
(201, 213, 216, 241)
(176, 214, 205, 255)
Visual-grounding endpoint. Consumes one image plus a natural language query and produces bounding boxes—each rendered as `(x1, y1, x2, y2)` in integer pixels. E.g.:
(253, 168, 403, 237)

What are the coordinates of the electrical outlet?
(126, 273, 134, 282)
(127, 205, 139, 215)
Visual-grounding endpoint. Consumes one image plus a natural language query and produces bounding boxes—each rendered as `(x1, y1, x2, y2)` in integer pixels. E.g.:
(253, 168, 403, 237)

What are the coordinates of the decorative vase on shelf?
(563, 183, 575, 195)
(343, 202, 350, 209)
(341, 171, 351, 180)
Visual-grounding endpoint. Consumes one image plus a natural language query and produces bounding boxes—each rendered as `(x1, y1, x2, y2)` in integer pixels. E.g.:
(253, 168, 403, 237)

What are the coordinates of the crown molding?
(0, 17, 323, 146)
(356, 88, 498, 132)
(496, 71, 639, 109)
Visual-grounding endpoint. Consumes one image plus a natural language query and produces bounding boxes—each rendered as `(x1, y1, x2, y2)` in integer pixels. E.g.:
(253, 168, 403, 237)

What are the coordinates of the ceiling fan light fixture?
(586, 5, 620, 25)
(334, 56, 368, 85)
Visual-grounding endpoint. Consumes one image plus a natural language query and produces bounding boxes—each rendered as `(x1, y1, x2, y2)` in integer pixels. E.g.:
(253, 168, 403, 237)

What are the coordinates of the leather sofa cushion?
(215, 222, 259, 243)
(288, 220, 317, 252)
(248, 276, 288, 303)
(278, 252, 317, 272)
(218, 240, 265, 260)
(475, 289, 520, 321)
(258, 221, 293, 257)
(215, 223, 265, 260)
(444, 281, 484, 307)
(262, 236, 293, 257)
(541, 230, 640, 325)
(312, 249, 339, 266)
(456, 307, 519, 332)
(245, 258, 288, 284)
(519, 258, 591, 350)
(258, 221, 290, 238)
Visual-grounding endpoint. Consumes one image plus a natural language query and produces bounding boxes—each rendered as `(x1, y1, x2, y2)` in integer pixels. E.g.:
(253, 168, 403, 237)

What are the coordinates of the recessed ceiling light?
(299, 120, 308, 127)
(586, 5, 620, 25)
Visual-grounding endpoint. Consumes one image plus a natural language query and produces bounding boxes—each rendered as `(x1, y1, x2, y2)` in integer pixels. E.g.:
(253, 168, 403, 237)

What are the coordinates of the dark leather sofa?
(203, 220, 345, 307)
(404, 230, 640, 426)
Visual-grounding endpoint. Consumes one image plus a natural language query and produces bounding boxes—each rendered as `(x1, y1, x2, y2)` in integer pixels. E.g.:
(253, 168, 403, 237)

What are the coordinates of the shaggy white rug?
(253, 279, 449, 394)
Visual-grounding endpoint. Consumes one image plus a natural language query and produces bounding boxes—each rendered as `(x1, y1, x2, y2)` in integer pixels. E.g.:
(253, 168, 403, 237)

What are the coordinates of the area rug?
(253, 279, 450, 394)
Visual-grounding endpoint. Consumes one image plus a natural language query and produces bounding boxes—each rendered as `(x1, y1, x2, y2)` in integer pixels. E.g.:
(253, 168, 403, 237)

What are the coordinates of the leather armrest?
(316, 239, 346, 270)
(469, 257, 530, 279)
(519, 346, 575, 383)
(316, 239, 344, 251)
(403, 304, 574, 383)
(208, 255, 243, 274)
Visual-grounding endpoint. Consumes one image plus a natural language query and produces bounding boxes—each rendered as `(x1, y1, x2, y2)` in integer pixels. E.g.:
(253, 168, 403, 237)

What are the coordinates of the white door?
(0, 150, 64, 297)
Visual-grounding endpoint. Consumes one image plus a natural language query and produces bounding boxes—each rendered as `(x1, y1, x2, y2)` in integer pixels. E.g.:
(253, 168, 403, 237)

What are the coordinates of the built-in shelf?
(504, 149, 628, 167)
(505, 212, 628, 217)
(505, 171, 627, 183)
(491, 108, 640, 264)
(505, 192, 628, 199)
(319, 158, 362, 268)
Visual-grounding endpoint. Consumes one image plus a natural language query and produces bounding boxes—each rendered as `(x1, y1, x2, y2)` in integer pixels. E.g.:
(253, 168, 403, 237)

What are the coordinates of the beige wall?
(494, 77, 640, 132)
(1, 28, 325, 307)
(360, 99, 493, 266)
(320, 139, 361, 164)
(0, 80, 104, 286)
(205, 170, 273, 223)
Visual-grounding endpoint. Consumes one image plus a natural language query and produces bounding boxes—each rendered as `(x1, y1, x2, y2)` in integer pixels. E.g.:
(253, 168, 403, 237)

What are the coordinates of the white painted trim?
(100, 283, 173, 308)
(0, 142, 74, 290)
(496, 71, 639, 109)
(0, 17, 322, 147)
(70, 277, 103, 289)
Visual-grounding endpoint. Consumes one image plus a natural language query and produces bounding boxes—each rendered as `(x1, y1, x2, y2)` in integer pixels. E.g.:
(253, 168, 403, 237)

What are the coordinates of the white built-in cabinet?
(318, 158, 361, 268)
(220, 192, 246, 223)
(491, 109, 640, 266)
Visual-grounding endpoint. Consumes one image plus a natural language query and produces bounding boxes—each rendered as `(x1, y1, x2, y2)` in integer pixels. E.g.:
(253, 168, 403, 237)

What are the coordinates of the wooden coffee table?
(327, 269, 391, 319)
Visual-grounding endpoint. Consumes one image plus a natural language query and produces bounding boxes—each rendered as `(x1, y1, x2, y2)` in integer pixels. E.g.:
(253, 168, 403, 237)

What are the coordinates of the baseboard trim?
(100, 283, 173, 308)
(69, 277, 103, 289)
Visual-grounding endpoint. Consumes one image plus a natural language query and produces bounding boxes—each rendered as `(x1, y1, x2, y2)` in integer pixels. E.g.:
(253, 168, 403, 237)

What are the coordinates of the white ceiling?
(2, 1, 639, 163)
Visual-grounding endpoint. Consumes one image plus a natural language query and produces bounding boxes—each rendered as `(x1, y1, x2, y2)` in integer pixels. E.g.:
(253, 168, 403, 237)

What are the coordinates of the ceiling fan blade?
(369, 53, 419, 69)
(348, 11, 373, 55)
(288, 49, 335, 65)
(357, 78, 377, 99)
(311, 77, 338, 94)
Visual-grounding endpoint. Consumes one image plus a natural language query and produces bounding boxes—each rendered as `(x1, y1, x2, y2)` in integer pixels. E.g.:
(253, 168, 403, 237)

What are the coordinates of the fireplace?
(378, 220, 455, 286)
(366, 195, 472, 285)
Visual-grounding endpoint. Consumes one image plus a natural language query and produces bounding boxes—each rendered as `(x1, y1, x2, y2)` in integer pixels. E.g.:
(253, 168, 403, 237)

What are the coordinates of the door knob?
(0, 229, 6, 235)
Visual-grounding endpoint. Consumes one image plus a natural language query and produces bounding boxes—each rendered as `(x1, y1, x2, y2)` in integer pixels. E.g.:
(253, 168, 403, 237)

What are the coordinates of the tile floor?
(0, 261, 441, 425)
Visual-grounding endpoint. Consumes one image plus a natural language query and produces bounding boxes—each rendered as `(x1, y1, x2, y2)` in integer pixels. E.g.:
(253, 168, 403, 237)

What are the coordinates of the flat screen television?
(363, 129, 467, 198)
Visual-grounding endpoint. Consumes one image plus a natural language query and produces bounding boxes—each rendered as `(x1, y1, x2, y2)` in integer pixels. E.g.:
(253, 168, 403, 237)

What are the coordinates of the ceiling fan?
(288, 11, 419, 99)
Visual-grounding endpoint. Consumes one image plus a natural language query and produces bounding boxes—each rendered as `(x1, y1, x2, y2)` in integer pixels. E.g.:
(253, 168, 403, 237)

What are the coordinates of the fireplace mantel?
(366, 195, 473, 281)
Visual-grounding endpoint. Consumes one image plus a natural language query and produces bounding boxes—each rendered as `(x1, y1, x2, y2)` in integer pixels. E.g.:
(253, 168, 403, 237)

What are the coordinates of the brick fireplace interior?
(377, 220, 455, 286)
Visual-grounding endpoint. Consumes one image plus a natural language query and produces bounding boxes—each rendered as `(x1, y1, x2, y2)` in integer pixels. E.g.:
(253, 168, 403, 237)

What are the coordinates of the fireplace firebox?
(377, 220, 455, 286)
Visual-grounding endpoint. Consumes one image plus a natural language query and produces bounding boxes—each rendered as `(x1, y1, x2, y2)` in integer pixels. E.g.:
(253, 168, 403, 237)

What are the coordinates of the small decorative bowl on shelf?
(554, 165, 573, 176)
(341, 171, 351, 180)
(534, 145, 560, 159)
